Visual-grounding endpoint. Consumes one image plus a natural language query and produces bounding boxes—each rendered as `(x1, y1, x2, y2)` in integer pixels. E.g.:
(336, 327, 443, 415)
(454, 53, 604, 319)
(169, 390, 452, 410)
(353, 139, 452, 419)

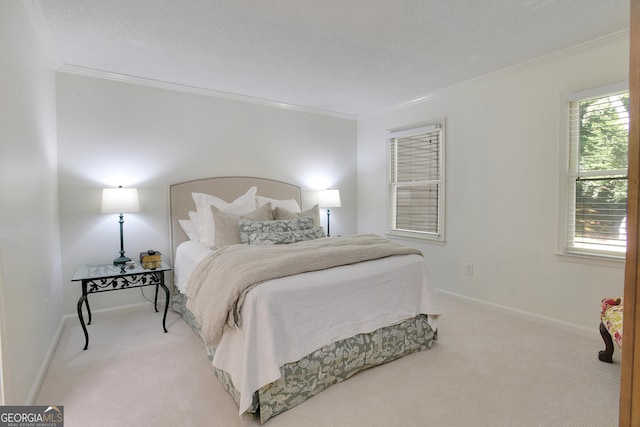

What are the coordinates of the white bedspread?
(174, 241, 212, 293)
(175, 241, 441, 418)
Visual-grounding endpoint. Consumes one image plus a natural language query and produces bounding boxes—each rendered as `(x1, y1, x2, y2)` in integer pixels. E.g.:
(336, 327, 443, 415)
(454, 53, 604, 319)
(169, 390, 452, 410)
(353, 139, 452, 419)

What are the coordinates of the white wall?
(2, 1, 626, 403)
(0, 1, 63, 404)
(357, 33, 629, 332)
(56, 73, 357, 315)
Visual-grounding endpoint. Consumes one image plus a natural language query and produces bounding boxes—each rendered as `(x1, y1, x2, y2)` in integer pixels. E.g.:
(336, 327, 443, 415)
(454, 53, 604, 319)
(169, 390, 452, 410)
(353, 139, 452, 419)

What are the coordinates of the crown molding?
(56, 64, 356, 121)
(22, 0, 628, 123)
(360, 29, 630, 120)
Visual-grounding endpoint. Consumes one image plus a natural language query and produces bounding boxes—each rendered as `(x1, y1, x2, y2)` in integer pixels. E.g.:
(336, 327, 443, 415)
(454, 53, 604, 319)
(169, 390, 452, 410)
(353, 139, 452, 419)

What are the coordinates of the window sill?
(385, 231, 445, 246)
(555, 252, 625, 268)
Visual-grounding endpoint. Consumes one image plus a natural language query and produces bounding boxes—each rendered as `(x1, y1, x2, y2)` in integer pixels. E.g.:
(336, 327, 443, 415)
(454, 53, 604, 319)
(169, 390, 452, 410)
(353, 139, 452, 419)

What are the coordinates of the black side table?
(71, 262, 171, 350)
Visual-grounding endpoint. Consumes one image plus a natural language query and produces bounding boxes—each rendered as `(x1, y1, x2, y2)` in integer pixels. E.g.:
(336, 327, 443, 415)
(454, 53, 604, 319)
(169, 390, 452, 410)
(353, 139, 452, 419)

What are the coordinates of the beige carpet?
(36, 293, 621, 426)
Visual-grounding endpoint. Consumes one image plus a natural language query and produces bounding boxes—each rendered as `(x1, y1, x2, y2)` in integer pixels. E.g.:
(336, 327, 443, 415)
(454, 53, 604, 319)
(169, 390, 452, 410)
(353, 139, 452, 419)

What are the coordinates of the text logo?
(0, 406, 63, 427)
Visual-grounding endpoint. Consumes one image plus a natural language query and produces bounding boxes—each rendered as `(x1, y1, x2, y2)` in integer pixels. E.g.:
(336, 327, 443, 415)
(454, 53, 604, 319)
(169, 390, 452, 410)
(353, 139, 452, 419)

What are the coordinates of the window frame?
(560, 81, 629, 260)
(386, 120, 446, 242)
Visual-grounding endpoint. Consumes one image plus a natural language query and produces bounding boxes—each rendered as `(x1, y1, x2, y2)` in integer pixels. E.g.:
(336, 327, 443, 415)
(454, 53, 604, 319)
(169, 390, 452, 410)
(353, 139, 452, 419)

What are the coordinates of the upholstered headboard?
(169, 176, 301, 261)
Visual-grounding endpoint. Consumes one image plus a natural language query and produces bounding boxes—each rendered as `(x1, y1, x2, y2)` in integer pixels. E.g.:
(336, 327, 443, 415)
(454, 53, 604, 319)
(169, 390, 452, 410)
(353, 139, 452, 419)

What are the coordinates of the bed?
(169, 176, 441, 423)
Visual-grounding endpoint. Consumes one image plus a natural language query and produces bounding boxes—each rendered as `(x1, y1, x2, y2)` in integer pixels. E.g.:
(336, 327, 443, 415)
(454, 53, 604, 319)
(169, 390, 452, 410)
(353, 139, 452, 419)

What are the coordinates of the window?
(387, 121, 445, 241)
(565, 83, 629, 258)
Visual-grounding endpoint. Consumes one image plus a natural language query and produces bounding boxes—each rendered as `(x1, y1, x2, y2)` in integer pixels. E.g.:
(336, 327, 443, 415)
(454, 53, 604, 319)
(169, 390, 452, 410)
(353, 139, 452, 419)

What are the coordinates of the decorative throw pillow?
(238, 216, 322, 244)
(192, 186, 258, 247)
(274, 204, 321, 227)
(243, 228, 326, 245)
(211, 203, 273, 248)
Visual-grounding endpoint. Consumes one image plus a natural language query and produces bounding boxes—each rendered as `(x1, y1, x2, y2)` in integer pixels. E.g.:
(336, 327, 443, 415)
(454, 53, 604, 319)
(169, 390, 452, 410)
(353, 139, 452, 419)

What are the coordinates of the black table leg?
(85, 293, 92, 325)
(77, 294, 89, 350)
(160, 280, 169, 333)
(154, 283, 159, 313)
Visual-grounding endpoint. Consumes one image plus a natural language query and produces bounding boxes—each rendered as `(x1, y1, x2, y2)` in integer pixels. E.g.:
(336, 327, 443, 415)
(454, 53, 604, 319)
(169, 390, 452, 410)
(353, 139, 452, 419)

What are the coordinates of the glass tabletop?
(71, 261, 171, 281)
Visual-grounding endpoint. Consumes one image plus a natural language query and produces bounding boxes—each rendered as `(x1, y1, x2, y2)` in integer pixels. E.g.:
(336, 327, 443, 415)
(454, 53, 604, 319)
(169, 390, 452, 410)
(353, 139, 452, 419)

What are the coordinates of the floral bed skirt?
(172, 291, 437, 423)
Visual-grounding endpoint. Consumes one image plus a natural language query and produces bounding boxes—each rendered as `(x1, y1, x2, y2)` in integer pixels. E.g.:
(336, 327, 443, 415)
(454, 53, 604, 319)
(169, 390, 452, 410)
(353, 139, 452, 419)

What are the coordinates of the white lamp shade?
(318, 189, 341, 208)
(101, 187, 140, 213)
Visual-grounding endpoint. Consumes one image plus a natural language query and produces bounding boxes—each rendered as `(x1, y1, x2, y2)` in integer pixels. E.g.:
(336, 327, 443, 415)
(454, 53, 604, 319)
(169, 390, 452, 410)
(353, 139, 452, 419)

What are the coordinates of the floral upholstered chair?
(598, 298, 623, 363)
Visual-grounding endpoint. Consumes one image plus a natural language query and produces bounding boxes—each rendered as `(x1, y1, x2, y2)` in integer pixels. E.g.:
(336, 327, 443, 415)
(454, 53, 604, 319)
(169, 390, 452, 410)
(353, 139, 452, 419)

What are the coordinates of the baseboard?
(26, 300, 165, 404)
(25, 317, 65, 405)
(435, 288, 598, 339)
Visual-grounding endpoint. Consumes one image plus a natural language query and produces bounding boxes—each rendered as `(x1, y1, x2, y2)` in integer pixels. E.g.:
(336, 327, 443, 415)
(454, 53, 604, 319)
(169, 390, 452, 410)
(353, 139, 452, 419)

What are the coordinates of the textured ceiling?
(34, 0, 629, 117)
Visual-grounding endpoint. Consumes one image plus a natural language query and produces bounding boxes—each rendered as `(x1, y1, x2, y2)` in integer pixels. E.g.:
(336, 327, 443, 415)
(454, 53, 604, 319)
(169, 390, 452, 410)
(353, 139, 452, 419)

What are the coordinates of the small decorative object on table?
(140, 250, 162, 269)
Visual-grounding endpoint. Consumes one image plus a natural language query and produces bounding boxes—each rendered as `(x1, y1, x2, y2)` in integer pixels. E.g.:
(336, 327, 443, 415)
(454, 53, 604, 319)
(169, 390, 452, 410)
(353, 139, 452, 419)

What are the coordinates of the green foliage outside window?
(575, 92, 629, 247)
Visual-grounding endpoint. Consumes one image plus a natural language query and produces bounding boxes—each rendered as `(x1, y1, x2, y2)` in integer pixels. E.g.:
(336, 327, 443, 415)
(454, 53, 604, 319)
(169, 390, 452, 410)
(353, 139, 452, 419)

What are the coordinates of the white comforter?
(175, 241, 441, 417)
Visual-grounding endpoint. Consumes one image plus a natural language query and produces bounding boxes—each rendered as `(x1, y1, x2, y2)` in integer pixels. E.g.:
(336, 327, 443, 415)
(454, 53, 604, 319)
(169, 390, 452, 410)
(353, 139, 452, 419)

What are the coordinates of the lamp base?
(113, 212, 131, 266)
(113, 255, 131, 266)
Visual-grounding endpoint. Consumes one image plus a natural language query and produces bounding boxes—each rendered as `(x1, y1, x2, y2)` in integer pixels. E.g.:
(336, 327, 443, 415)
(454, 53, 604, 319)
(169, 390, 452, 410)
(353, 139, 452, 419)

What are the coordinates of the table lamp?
(318, 189, 341, 237)
(101, 186, 140, 266)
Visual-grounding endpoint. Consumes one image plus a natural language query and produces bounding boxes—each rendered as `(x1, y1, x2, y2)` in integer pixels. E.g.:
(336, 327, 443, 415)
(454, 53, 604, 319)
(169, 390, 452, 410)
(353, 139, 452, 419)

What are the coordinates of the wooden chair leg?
(598, 321, 615, 363)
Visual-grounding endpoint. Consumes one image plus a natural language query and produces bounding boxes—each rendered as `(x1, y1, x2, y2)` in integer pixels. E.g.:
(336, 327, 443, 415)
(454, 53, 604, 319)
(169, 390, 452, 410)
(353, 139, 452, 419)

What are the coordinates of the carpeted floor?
(36, 293, 621, 426)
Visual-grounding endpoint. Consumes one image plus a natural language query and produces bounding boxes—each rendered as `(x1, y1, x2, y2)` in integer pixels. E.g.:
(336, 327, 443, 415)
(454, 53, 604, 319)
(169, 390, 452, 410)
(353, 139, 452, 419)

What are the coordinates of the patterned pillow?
(243, 228, 326, 245)
(239, 217, 325, 245)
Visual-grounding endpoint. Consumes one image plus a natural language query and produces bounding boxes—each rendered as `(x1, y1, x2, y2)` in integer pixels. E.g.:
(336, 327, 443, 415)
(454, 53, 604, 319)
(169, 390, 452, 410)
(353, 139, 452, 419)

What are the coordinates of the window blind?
(565, 89, 629, 257)
(388, 123, 444, 239)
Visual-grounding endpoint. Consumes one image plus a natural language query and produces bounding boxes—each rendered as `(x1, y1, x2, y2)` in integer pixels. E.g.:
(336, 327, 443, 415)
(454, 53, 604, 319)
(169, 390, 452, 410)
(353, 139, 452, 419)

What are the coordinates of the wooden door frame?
(621, 0, 640, 425)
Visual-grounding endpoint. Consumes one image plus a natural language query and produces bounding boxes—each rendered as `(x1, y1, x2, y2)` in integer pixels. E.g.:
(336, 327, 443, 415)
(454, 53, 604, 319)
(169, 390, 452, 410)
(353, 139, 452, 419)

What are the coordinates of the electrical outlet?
(465, 263, 474, 276)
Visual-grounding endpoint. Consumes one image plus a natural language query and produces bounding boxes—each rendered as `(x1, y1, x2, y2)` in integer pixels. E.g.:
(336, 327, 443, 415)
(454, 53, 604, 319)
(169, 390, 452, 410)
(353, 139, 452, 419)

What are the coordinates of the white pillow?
(178, 210, 201, 241)
(178, 219, 198, 241)
(256, 195, 301, 213)
(188, 210, 199, 236)
(192, 186, 258, 247)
